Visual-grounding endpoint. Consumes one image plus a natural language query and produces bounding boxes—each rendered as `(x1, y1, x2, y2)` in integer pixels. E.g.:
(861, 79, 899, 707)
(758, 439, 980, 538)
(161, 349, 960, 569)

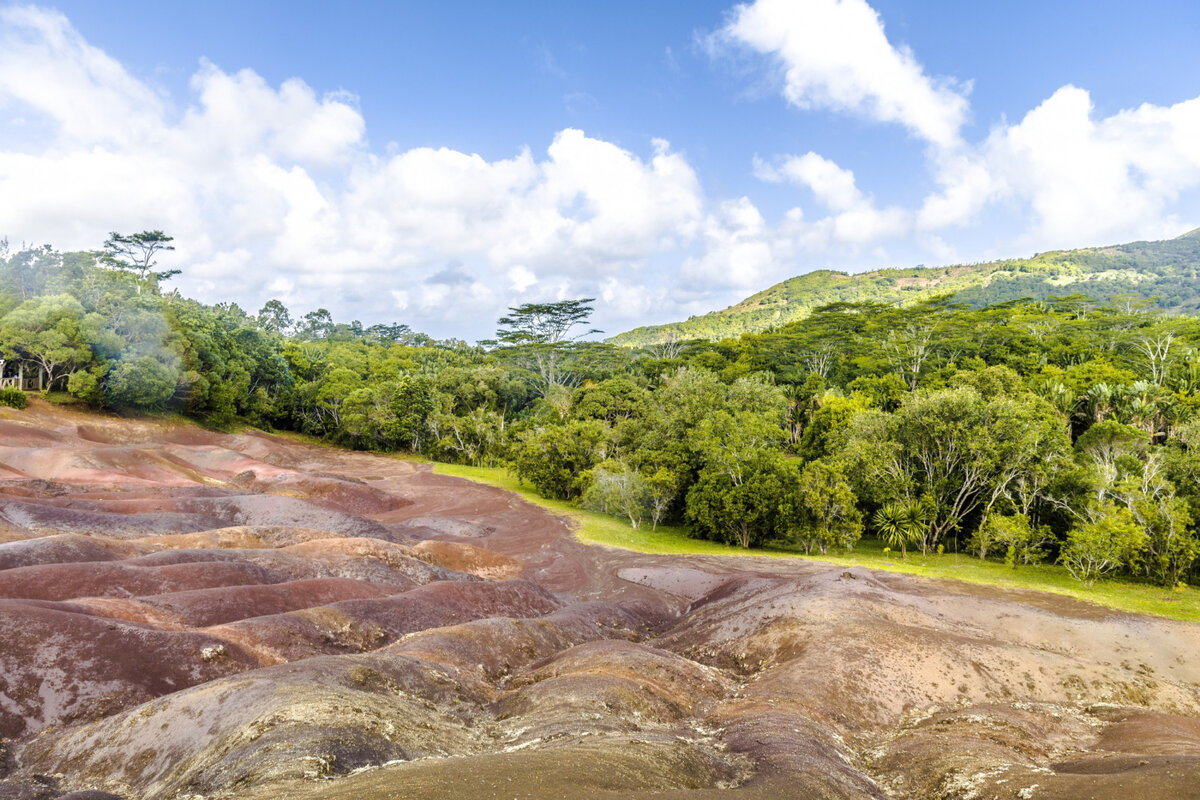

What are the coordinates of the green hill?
(612, 231, 1200, 346)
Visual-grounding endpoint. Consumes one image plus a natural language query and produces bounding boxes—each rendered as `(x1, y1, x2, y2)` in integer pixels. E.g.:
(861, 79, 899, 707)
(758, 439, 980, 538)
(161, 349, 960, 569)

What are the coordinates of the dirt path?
(1, 400, 1198, 800)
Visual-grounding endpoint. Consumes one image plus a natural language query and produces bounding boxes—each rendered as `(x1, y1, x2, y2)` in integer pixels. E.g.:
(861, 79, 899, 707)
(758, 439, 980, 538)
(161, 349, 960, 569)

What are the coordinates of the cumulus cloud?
(181, 62, 366, 166)
(0, 6, 705, 338)
(507, 266, 538, 293)
(722, 0, 1200, 257)
(981, 87, 1200, 245)
(757, 152, 910, 245)
(713, 0, 969, 148)
(909, 86, 1200, 248)
(343, 130, 702, 279)
(683, 197, 786, 290)
(425, 263, 474, 286)
(0, 5, 164, 147)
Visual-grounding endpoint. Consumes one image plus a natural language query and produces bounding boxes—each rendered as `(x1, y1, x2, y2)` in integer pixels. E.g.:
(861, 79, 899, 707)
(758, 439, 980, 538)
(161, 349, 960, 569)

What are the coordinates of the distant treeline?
(3, 235, 1200, 587)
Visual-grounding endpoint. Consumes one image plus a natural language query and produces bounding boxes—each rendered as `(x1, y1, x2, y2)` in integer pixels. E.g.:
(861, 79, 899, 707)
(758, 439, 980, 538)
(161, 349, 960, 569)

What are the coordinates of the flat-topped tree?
(100, 230, 178, 294)
(495, 298, 601, 393)
(495, 298, 600, 345)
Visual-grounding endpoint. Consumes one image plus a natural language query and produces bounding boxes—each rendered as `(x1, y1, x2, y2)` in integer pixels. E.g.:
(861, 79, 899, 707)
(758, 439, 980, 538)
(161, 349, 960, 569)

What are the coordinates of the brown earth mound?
(1, 398, 1198, 800)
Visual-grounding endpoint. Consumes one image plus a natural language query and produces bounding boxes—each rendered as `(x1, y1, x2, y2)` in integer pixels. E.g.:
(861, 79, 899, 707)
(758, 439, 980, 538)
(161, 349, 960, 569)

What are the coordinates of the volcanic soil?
(1, 399, 1198, 800)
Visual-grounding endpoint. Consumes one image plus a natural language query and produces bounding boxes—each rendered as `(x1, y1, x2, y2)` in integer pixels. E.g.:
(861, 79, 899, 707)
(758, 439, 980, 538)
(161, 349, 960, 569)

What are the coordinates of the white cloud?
(599, 276, 670, 323)
(339, 128, 703, 284)
(825, 202, 909, 245)
(0, 6, 705, 338)
(981, 86, 1200, 246)
(267, 276, 295, 296)
(757, 151, 861, 211)
(756, 151, 911, 247)
(714, 0, 969, 147)
(915, 149, 997, 231)
(0, 6, 164, 147)
(181, 62, 366, 166)
(683, 197, 782, 289)
(909, 86, 1200, 248)
(726, 0, 1200, 258)
(507, 266, 538, 292)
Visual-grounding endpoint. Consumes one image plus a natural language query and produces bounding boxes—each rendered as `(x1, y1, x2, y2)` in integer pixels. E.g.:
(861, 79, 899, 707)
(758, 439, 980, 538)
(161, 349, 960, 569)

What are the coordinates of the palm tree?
(1084, 382, 1114, 424)
(1035, 380, 1075, 419)
(905, 498, 932, 554)
(1172, 353, 1200, 395)
(874, 501, 921, 559)
(1120, 380, 1165, 438)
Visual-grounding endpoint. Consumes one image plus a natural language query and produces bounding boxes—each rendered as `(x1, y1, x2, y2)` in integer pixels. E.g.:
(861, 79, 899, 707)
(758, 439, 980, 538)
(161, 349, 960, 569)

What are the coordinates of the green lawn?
(433, 462, 1200, 623)
(40, 391, 82, 405)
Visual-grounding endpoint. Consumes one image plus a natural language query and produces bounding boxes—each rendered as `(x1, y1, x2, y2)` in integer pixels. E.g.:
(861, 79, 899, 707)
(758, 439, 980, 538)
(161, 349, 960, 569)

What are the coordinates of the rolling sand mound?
(1, 399, 1199, 800)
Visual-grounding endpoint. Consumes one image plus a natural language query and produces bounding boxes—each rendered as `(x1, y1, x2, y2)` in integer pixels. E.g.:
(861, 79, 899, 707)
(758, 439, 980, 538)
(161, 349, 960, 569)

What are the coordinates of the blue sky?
(2, 1, 1200, 339)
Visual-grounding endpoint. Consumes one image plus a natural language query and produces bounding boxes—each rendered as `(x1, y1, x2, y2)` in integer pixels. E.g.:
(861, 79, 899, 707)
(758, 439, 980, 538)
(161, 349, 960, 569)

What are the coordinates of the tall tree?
(257, 299, 294, 335)
(100, 231, 178, 294)
(298, 308, 335, 340)
(843, 387, 1069, 553)
(495, 298, 600, 345)
(494, 298, 601, 393)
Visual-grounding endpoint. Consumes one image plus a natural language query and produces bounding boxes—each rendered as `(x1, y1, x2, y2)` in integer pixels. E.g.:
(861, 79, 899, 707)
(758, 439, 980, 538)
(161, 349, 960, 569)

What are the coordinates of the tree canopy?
(495, 298, 601, 345)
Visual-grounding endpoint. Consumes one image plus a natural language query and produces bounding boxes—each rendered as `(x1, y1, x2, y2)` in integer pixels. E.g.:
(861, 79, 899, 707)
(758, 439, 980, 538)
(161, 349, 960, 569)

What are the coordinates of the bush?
(0, 387, 27, 409)
(1060, 503, 1148, 586)
(972, 513, 1050, 566)
(511, 420, 606, 499)
(582, 460, 652, 529)
(107, 356, 179, 409)
(68, 368, 107, 407)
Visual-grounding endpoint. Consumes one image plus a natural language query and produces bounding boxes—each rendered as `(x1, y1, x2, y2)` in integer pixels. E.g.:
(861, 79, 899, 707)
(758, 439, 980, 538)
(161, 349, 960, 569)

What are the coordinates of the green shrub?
(0, 387, 28, 409)
(1061, 503, 1148, 587)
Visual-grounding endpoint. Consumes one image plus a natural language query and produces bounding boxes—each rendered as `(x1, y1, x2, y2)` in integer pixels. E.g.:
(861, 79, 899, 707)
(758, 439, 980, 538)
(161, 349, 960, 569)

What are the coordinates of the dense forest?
(614, 229, 1200, 346)
(4, 233, 1200, 589)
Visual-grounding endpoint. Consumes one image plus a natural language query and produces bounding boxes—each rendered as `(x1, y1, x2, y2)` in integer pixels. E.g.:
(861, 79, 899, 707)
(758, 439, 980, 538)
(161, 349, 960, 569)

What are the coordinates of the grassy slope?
(434, 462, 1200, 623)
(613, 232, 1200, 346)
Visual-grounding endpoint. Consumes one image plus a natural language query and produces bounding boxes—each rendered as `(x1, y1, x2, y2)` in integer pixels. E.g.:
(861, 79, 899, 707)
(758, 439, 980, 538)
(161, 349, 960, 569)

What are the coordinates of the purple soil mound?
(175, 495, 399, 540)
(0, 498, 226, 537)
(134, 577, 400, 627)
(0, 534, 122, 570)
(0, 599, 258, 738)
(210, 578, 563, 663)
(0, 560, 291, 601)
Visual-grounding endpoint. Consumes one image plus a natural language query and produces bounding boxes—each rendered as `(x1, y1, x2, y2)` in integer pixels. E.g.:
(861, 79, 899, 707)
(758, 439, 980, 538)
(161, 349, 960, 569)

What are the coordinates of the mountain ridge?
(612, 229, 1200, 346)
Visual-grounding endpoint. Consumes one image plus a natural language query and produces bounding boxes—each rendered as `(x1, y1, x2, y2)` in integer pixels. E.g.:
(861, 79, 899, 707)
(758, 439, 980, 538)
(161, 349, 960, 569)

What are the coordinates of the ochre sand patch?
(0, 399, 1198, 799)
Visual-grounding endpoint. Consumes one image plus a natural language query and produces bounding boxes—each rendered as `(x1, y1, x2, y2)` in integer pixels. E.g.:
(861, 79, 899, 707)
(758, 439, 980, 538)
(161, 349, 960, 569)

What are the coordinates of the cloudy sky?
(2, 0, 1199, 339)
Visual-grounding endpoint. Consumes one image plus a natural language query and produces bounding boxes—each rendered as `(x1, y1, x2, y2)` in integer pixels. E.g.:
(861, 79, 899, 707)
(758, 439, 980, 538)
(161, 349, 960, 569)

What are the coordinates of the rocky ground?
(0, 400, 1198, 800)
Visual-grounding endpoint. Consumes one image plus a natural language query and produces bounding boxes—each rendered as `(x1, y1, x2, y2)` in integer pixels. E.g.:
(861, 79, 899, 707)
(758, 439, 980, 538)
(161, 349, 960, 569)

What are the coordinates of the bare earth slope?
(1, 400, 1198, 800)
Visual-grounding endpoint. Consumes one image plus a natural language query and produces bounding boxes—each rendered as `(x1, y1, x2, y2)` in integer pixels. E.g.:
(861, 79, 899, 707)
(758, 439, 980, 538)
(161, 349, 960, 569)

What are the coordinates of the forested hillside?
(5, 234, 1200, 591)
(613, 229, 1200, 346)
